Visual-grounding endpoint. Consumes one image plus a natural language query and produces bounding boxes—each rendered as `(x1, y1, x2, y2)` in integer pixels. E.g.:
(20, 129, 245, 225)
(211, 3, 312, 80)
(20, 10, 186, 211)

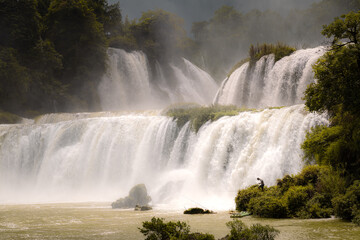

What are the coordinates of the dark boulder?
(112, 184, 151, 209)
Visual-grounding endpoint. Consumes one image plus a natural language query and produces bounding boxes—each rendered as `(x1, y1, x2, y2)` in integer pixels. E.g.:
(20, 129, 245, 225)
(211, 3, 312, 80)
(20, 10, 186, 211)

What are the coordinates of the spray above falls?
(98, 48, 218, 111)
(214, 46, 326, 108)
(0, 105, 328, 209)
(0, 46, 330, 209)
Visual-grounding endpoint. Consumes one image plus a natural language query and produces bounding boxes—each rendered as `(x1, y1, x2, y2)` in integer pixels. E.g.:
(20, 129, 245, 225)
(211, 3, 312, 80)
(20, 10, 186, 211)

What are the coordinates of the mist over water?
(99, 48, 218, 110)
(0, 105, 328, 209)
(0, 45, 330, 209)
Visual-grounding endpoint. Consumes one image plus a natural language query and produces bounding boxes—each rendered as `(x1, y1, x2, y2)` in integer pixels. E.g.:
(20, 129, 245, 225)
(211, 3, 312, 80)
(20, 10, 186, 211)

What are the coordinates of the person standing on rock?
(257, 177, 264, 191)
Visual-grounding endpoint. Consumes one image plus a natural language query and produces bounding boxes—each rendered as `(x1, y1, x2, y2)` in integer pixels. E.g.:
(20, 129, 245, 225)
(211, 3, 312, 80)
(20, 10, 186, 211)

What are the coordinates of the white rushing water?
(214, 47, 326, 108)
(98, 48, 218, 111)
(0, 105, 328, 209)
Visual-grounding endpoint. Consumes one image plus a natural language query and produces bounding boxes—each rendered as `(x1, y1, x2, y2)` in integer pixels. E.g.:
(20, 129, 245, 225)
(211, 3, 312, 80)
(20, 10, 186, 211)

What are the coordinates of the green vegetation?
(235, 165, 343, 219)
(0, 111, 22, 124)
(298, 11, 360, 224)
(332, 181, 360, 225)
(183, 207, 213, 214)
(110, 9, 193, 66)
(302, 11, 360, 184)
(2, 0, 360, 116)
(165, 104, 248, 132)
(249, 43, 296, 64)
(227, 43, 296, 77)
(0, 1, 192, 117)
(224, 220, 279, 240)
(191, 0, 360, 80)
(0, 0, 120, 116)
(139, 217, 279, 240)
(139, 217, 215, 240)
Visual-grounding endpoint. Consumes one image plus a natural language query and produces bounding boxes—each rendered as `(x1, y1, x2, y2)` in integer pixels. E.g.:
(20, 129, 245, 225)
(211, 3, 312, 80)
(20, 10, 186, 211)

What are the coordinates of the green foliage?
(139, 218, 280, 240)
(322, 11, 360, 46)
(294, 165, 322, 186)
(249, 43, 296, 64)
(165, 104, 245, 132)
(227, 43, 295, 77)
(283, 185, 314, 216)
(46, 0, 107, 87)
(305, 47, 360, 115)
(332, 180, 360, 222)
(166, 105, 250, 132)
(236, 165, 347, 219)
(235, 185, 263, 211)
(353, 211, 360, 226)
(248, 195, 288, 218)
(225, 219, 279, 240)
(0, 0, 41, 51)
(116, 9, 191, 64)
(183, 207, 213, 214)
(0, 0, 123, 114)
(303, 11, 360, 183)
(0, 47, 31, 112)
(0, 111, 22, 124)
(139, 217, 215, 240)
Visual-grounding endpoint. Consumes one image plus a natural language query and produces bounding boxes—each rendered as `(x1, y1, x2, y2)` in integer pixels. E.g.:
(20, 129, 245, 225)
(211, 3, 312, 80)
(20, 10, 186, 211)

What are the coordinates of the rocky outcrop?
(134, 205, 152, 211)
(111, 184, 151, 209)
(183, 207, 214, 214)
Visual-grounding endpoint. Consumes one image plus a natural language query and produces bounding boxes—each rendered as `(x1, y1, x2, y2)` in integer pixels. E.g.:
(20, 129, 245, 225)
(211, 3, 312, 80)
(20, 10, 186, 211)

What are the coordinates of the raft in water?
(230, 211, 251, 218)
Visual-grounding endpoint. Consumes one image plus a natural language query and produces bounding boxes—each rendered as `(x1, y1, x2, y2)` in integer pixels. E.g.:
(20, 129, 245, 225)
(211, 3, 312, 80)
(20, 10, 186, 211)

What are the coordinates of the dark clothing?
(258, 178, 264, 191)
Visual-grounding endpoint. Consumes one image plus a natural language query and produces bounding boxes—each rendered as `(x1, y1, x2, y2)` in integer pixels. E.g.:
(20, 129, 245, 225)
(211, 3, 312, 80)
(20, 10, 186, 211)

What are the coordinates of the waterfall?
(0, 105, 328, 209)
(214, 47, 326, 108)
(98, 48, 218, 111)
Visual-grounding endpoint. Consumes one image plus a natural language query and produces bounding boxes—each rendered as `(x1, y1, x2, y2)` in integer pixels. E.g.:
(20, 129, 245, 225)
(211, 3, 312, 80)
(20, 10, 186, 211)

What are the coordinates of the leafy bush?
(235, 185, 263, 211)
(224, 219, 279, 240)
(183, 207, 213, 214)
(249, 43, 296, 64)
(332, 180, 360, 221)
(139, 218, 280, 240)
(139, 217, 215, 240)
(294, 165, 321, 186)
(276, 175, 295, 194)
(227, 43, 295, 77)
(248, 195, 288, 218)
(352, 210, 360, 226)
(283, 185, 314, 216)
(235, 165, 346, 220)
(165, 104, 246, 132)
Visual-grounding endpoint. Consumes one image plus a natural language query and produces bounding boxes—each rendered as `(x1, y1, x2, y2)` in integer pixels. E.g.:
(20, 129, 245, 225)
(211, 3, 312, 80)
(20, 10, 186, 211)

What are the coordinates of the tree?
(305, 11, 360, 116)
(0, 0, 41, 51)
(303, 11, 360, 181)
(45, 0, 107, 110)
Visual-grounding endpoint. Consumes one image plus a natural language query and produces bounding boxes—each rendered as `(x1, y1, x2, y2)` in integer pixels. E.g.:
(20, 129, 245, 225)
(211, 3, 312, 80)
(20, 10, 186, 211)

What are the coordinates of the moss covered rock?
(112, 184, 152, 209)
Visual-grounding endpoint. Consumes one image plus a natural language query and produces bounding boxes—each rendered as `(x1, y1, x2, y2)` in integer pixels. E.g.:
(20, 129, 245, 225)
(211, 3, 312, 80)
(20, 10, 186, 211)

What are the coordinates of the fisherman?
(257, 177, 264, 191)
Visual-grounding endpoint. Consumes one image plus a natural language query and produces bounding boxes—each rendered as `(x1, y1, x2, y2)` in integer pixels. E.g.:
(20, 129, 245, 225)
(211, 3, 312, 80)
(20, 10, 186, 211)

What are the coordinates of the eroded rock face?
(111, 184, 151, 209)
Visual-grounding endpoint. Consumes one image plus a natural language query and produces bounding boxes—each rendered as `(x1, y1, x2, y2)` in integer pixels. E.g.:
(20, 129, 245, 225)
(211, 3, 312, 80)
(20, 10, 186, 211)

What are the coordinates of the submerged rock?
(134, 205, 152, 211)
(111, 184, 152, 209)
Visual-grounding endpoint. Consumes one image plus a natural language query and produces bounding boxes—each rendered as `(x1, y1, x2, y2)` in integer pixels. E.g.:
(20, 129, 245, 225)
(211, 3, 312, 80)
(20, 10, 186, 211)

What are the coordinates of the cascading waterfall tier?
(0, 105, 328, 209)
(214, 46, 326, 108)
(98, 48, 218, 111)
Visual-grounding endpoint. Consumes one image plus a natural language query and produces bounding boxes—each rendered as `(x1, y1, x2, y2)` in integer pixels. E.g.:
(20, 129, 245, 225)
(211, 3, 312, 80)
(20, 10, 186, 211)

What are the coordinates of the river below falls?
(0, 202, 359, 240)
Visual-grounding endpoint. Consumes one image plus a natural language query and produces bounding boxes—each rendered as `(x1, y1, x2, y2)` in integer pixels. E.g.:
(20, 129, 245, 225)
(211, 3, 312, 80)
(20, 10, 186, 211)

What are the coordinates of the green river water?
(0, 203, 359, 240)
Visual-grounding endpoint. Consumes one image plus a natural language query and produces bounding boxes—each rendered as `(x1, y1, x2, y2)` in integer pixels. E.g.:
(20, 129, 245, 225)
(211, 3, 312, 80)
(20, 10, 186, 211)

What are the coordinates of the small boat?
(230, 211, 251, 218)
